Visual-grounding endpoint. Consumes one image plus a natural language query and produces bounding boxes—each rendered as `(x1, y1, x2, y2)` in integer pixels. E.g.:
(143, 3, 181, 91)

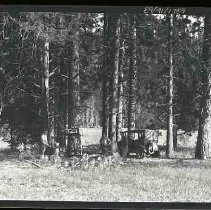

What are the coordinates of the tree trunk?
(50, 46, 61, 146)
(195, 15, 211, 159)
(67, 41, 78, 128)
(65, 15, 81, 154)
(10, 124, 15, 151)
(166, 14, 174, 158)
(49, 45, 58, 147)
(101, 13, 109, 139)
(127, 14, 137, 140)
(71, 33, 80, 127)
(107, 13, 120, 154)
(116, 17, 124, 143)
(68, 14, 80, 127)
(65, 57, 69, 148)
(100, 13, 111, 154)
(68, 16, 80, 128)
(0, 15, 4, 122)
(38, 44, 45, 154)
(43, 39, 50, 145)
(173, 125, 177, 151)
(0, 95, 3, 122)
(50, 104, 55, 146)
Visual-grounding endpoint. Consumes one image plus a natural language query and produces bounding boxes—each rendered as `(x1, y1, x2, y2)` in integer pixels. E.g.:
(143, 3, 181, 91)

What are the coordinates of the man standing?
(40, 131, 49, 159)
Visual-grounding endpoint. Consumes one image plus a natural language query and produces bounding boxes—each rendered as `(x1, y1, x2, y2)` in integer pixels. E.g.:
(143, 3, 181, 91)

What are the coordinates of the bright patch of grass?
(0, 155, 211, 202)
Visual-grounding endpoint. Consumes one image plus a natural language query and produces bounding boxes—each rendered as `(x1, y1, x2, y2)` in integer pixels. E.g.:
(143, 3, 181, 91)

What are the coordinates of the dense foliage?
(0, 12, 205, 151)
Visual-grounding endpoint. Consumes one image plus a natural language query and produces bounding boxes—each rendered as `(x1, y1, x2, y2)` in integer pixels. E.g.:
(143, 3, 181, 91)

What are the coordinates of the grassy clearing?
(0, 146, 211, 202)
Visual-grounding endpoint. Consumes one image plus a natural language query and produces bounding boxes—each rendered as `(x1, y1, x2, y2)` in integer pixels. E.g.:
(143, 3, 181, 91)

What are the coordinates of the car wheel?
(137, 147, 145, 159)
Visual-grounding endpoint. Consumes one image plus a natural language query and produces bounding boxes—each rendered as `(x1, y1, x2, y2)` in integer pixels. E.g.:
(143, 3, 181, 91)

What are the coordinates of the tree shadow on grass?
(81, 144, 204, 170)
(159, 145, 195, 153)
(1, 143, 206, 170)
(120, 145, 211, 170)
(137, 153, 211, 170)
(0, 148, 19, 162)
(159, 145, 195, 159)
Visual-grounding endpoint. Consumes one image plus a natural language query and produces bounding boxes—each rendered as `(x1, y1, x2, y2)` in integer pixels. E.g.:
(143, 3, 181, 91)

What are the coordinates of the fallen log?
(25, 160, 42, 168)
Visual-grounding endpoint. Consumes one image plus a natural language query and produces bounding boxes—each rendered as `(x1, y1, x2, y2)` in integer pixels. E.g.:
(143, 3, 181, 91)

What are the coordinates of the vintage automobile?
(60, 128, 82, 157)
(117, 129, 160, 158)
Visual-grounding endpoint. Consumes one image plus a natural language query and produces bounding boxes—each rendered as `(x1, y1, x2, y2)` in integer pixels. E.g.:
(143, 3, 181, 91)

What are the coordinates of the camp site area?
(1, 8, 211, 202)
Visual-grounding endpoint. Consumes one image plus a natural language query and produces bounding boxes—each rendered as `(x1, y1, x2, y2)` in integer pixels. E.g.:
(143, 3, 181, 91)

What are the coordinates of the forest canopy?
(0, 11, 208, 159)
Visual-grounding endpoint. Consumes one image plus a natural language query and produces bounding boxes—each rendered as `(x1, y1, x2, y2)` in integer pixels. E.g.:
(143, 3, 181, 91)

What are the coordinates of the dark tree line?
(0, 11, 210, 159)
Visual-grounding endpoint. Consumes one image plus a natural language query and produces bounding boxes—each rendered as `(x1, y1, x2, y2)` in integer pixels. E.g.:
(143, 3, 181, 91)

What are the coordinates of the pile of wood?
(58, 153, 124, 170)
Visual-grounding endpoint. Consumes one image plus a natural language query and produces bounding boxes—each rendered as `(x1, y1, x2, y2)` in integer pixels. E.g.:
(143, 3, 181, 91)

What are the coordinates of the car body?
(118, 129, 160, 158)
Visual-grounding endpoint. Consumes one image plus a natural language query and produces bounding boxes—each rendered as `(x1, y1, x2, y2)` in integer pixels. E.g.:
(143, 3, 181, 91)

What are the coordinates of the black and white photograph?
(0, 5, 211, 203)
